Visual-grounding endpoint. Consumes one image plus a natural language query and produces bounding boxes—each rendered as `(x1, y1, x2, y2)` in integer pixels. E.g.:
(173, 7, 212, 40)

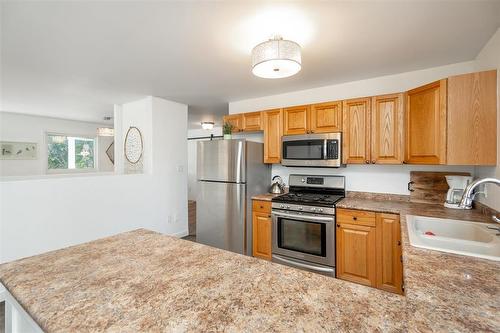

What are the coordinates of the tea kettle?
(269, 175, 285, 194)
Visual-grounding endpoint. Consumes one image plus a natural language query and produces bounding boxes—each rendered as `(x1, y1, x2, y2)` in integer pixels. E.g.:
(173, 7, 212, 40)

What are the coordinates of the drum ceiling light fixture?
(251, 35, 301, 79)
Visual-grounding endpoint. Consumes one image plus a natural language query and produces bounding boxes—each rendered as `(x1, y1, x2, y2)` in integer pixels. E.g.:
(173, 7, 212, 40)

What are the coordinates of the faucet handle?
(492, 215, 500, 224)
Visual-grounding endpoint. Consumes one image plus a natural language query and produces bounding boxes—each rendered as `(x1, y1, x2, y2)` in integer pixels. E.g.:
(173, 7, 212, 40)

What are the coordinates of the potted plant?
(223, 122, 234, 139)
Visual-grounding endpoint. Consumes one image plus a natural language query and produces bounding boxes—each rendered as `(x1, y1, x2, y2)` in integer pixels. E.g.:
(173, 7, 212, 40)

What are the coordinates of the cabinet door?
(252, 211, 272, 260)
(283, 105, 310, 135)
(310, 101, 342, 133)
(376, 213, 403, 294)
(336, 222, 376, 287)
(242, 111, 263, 132)
(371, 93, 404, 164)
(447, 70, 497, 165)
(342, 98, 371, 164)
(223, 114, 243, 133)
(263, 109, 283, 164)
(405, 80, 447, 164)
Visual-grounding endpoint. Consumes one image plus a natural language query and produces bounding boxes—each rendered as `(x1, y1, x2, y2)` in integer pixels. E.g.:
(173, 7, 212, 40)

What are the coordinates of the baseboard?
(169, 229, 189, 238)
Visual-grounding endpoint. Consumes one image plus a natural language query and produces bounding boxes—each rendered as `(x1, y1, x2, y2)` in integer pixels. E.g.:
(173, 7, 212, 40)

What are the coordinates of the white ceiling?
(1, 1, 499, 129)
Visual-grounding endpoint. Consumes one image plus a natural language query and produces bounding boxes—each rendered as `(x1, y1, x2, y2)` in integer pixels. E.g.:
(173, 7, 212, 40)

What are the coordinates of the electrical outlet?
(177, 165, 184, 172)
(167, 215, 174, 224)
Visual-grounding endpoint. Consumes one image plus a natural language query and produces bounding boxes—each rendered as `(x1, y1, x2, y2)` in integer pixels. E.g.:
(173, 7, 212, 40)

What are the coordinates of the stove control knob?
(319, 208, 324, 212)
(310, 207, 316, 211)
(280, 204, 285, 208)
(301, 178, 306, 183)
(298, 206, 303, 210)
(286, 205, 291, 209)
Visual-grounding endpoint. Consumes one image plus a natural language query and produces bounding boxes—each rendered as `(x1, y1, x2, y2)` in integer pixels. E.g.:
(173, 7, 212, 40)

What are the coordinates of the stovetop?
(272, 192, 344, 207)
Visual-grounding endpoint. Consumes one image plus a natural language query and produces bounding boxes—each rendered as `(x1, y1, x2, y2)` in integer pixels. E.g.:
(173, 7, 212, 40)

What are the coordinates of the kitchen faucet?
(459, 178, 500, 214)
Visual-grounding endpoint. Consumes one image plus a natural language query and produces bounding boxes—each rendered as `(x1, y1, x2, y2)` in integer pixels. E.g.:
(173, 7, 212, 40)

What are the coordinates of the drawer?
(253, 200, 272, 213)
(337, 208, 376, 227)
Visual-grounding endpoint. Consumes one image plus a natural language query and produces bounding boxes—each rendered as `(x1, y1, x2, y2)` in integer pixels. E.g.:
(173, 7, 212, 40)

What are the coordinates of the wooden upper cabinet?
(342, 98, 371, 164)
(283, 105, 310, 135)
(242, 111, 263, 132)
(336, 221, 376, 287)
(223, 114, 243, 133)
(310, 101, 342, 133)
(263, 109, 282, 164)
(446, 70, 497, 165)
(405, 80, 447, 164)
(376, 213, 403, 295)
(371, 93, 404, 164)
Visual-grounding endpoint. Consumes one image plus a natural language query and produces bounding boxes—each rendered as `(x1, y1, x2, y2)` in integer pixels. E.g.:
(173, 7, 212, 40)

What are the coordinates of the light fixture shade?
(97, 127, 115, 136)
(201, 121, 214, 130)
(252, 37, 301, 79)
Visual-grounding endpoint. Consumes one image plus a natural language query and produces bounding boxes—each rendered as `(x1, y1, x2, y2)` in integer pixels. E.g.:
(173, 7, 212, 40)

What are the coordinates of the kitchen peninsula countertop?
(0, 198, 499, 332)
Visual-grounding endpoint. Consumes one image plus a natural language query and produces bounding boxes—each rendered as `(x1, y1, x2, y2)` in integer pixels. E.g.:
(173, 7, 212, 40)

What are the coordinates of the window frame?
(45, 132, 99, 174)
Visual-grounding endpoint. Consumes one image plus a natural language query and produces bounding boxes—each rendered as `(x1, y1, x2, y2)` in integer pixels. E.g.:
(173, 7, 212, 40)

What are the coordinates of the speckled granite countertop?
(0, 229, 406, 332)
(251, 193, 282, 201)
(337, 198, 499, 332)
(0, 199, 499, 332)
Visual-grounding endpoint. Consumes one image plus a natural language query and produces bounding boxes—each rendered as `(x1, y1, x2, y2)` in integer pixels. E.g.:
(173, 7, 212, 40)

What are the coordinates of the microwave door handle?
(273, 211, 334, 222)
(273, 254, 335, 273)
(323, 139, 327, 159)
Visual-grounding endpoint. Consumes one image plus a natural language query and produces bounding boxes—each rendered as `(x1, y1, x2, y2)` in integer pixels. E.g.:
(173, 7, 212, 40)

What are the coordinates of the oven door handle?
(272, 210, 334, 222)
(273, 254, 335, 273)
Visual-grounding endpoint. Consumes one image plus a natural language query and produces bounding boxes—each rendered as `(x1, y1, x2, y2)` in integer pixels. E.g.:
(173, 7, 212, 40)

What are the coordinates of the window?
(47, 133, 96, 172)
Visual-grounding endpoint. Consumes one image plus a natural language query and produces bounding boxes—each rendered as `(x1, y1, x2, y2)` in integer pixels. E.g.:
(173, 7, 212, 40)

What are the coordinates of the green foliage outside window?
(47, 134, 95, 170)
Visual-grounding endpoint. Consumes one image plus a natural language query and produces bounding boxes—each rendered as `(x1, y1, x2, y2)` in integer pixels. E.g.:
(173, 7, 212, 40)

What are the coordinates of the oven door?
(281, 133, 341, 167)
(272, 210, 335, 268)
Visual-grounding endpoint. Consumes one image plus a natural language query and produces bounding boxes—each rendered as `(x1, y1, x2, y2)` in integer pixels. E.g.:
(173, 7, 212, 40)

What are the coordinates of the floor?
(182, 235, 196, 242)
(0, 301, 4, 333)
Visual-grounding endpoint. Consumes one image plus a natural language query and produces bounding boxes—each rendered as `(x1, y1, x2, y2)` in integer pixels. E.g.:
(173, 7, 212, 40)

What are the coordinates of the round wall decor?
(124, 126, 143, 164)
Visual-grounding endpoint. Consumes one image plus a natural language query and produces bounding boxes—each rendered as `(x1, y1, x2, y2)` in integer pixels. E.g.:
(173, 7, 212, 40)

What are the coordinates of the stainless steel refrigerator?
(196, 139, 270, 255)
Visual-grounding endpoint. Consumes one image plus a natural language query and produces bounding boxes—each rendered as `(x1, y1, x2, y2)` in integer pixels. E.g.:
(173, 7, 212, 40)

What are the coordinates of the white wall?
(474, 28, 500, 211)
(228, 61, 478, 196)
(229, 61, 476, 114)
(0, 96, 189, 263)
(0, 112, 114, 176)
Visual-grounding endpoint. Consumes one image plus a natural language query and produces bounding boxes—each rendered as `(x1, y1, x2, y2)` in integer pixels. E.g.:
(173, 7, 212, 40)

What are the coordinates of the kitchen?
(2, 1, 500, 332)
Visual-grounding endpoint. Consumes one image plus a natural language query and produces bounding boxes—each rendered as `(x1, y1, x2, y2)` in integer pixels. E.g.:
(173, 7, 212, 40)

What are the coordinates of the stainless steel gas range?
(271, 174, 345, 277)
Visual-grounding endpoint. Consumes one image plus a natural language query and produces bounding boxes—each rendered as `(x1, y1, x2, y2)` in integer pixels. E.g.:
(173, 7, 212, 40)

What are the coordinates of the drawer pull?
(337, 224, 340, 227)
(397, 241, 401, 246)
(352, 216, 358, 221)
(260, 205, 264, 209)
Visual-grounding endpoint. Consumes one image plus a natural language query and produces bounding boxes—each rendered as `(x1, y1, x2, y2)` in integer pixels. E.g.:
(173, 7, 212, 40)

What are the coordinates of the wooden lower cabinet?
(252, 200, 272, 260)
(376, 213, 403, 294)
(336, 208, 403, 294)
(336, 223, 376, 286)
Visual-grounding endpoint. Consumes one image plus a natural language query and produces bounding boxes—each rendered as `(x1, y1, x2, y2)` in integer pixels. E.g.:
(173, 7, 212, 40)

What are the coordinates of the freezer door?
(197, 140, 246, 183)
(196, 181, 246, 254)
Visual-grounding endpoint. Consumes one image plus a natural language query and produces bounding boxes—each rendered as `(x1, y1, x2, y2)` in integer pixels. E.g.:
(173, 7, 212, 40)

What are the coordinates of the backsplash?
(272, 164, 475, 196)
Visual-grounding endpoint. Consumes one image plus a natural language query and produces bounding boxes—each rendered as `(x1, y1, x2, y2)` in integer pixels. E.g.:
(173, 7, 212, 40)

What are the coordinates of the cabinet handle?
(371, 160, 376, 164)
(336, 224, 340, 227)
(365, 160, 370, 164)
(268, 215, 272, 218)
(397, 241, 401, 246)
(353, 216, 357, 221)
(260, 205, 264, 209)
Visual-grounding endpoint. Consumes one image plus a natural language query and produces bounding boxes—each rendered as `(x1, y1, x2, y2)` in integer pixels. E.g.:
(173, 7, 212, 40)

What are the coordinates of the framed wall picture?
(1, 141, 38, 160)
(124, 127, 143, 164)
(106, 141, 115, 164)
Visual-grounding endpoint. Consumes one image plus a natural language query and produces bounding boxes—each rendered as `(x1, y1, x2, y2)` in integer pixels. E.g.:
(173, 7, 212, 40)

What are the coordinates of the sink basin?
(406, 215, 500, 261)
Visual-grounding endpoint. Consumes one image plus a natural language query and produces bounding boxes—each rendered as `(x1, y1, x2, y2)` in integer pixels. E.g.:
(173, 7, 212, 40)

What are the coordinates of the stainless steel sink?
(406, 215, 500, 261)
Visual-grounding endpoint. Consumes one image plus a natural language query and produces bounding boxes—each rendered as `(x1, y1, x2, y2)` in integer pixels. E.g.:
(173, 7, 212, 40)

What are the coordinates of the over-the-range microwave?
(281, 132, 342, 167)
